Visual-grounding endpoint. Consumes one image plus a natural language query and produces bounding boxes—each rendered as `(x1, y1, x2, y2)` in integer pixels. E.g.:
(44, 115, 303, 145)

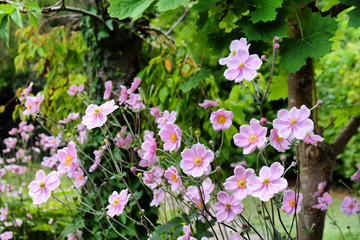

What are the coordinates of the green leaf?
(156, 217, 183, 233)
(191, 0, 218, 12)
(346, 6, 360, 28)
(242, 10, 288, 41)
(27, 11, 38, 26)
(159, 86, 168, 102)
(280, 14, 337, 73)
(156, 0, 189, 11)
(25, 2, 41, 13)
(10, 8, 22, 28)
(0, 15, 10, 47)
(180, 69, 210, 93)
(268, 73, 288, 101)
(250, 0, 283, 23)
(108, 0, 155, 20)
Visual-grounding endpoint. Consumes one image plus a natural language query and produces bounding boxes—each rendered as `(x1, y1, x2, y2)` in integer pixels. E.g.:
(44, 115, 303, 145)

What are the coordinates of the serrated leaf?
(346, 6, 360, 28)
(156, 0, 189, 11)
(25, 2, 41, 13)
(0, 15, 10, 47)
(268, 74, 288, 101)
(242, 10, 288, 41)
(10, 8, 23, 28)
(180, 69, 210, 93)
(108, 0, 155, 20)
(251, 0, 283, 23)
(280, 14, 337, 73)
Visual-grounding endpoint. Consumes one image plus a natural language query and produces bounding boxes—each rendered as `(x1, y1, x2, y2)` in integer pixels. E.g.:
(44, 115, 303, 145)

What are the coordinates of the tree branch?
(332, 117, 360, 155)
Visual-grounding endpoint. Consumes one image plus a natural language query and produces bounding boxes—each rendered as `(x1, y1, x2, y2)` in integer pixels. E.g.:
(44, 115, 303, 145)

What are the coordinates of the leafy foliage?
(251, 0, 283, 23)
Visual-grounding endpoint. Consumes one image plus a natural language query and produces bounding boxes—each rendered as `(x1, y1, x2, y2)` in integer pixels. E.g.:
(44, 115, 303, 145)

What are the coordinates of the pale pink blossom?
(303, 131, 324, 146)
(350, 165, 360, 182)
(106, 189, 130, 217)
(128, 77, 141, 94)
(73, 169, 87, 188)
(269, 128, 291, 152)
(313, 181, 326, 197)
(57, 141, 79, 178)
(48, 218, 54, 225)
(0, 207, 8, 221)
(164, 166, 182, 191)
(140, 131, 157, 163)
(67, 230, 82, 240)
(23, 93, 44, 115)
(233, 118, 267, 154)
(247, 162, 288, 201)
(138, 150, 159, 168)
(143, 167, 163, 189)
(159, 123, 182, 153)
(0, 232, 13, 240)
(26, 213, 32, 220)
(340, 197, 360, 216)
(103, 80, 112, 99)
(41, 156, 57, 168)
(223, 48, 262, 82)
(15, 218, 22, 227)
(19, 82, 33, 101)
(219, 38, 250, 65)
(118, 86, 128, 105)
(82, 100, 119, 129)
(67, 85, 84, 95)
(273, 105, 314, 140)
(150, 189, 164, 207)
(185, 178, 214, 207)
(0, 169, 5, 177)
(2, 149, 10, 153)
(8, 128, 17, 135)
(28, 170, 61, 204)
(180, 143, 214, 177)
(3, 138, 17, 148)
(230, 233, 241, 240)
(127, 93, 145, 109)
(89, 157, 101, 172)
(177, 225, 196, 240)
(68, 112, 80, 120)
(214, 192, 243, 223)
(150, 106, 162, 122)
(224, 166, 255, 200)
(157, 110, 177, 129)
(210, 108, 233, 131)
(198, 99, 220, 109)
(312, 192, 332, 210)
(281, 190, 303, 215)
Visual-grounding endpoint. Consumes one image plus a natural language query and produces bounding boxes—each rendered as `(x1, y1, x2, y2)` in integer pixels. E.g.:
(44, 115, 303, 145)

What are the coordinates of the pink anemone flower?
(57, 141, 79, 178)
(158, 123, 182, 153)
(233, 118, 267, 154)
(224, 166, 255, 200)
(210, 108, 233, 131)
(340, 197, 360, 216)
(106, 189, 130, 217)
(273, 105, 314, 140)
(219, 38, 250, 65)
(67, 85, 84, 95)
(180, 143, 214, 177)
(164, 166, 182, 191)
(281, 190, 303, 216)
(247, 162, 288, 201)
(214, 191, 243, 223)
(150, 189, 165, 207)
(28, 170, 60, 204)
(198, 99, 220, 109)
(313, 181, 326, 197)
(103, 81, 112, 100)
(269, 128, 291, 153)
(82, 100, 119, 129)
(312, 192, 332, 210)
(350, 165, 360, 182)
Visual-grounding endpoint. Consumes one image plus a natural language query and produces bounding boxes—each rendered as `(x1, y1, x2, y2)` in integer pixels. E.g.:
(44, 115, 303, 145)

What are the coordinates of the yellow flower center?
(51, 140, 57, 144)
(232, 50, 236, 56)
(263, 178, 270, 186)
(78, 175, 82, 180)
(217, 115, 226, 124)
(193, 156, 202, 166)
(155, 193, 159, 197)
(197, 203, 203, 210)
(289, 199, 295, 207)
(40, 182, 46, 188)
(349, 204, 354, 209)
(93, 107, 102, 115)
(290, 119, 297, 125)
(169, 133, 177, 143)
(248, 133, 258, 143)
(27, 104, 32, 109)
(171, 174, 177, 182)
(225, 202, 231, 210)
(276, 135, 283, 142)
(65, 155, 72, 165)
(239, 62, 245, 69)
(237, 178, 246, 188)
(113, 198, 119, 206)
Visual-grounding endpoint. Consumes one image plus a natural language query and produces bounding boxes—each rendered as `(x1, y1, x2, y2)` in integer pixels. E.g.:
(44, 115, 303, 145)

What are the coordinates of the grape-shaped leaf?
(340, 0, 360, 28)
(250, 0, 283, 23)
(268, 73, 288, 101)
(108, 0, 155, 20)
(280, 14, 337, 73)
